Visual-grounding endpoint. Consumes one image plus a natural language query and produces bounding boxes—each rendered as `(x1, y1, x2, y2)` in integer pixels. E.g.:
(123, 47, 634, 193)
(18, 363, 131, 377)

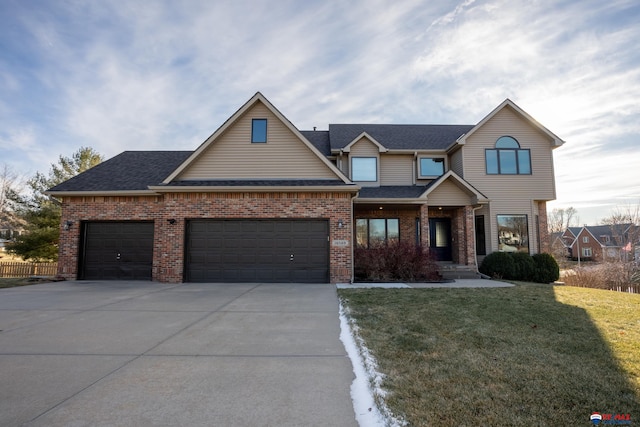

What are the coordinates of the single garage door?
(79, 221, 154, 280)
(185, 219, 329, 283)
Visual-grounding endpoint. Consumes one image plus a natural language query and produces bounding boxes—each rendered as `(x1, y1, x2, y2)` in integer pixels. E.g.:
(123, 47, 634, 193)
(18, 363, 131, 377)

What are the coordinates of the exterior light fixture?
(337, 219, 344, 229)
(64, 220, 74, 231)
(167, 219, 176, 225)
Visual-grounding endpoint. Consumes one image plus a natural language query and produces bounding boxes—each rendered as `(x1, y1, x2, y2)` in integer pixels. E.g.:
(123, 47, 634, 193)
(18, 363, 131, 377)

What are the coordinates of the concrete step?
(438, 263, 482, 280)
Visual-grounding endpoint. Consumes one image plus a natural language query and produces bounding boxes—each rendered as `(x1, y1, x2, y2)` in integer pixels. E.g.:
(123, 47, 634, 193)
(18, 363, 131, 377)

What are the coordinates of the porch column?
(463, 205, 477, 266)
(420, 204, 429, 248)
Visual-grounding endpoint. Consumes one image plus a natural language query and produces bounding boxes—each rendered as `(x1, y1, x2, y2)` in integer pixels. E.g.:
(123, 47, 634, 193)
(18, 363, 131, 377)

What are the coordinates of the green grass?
(0, 277, 51, 288)
(339, 284, 640, 426)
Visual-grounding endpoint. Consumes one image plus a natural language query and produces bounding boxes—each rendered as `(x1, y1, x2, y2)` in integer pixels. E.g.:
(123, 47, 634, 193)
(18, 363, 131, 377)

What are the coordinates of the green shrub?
(511, 252, 536, 281)
(532, 253, 560, 283)
(479, 252, 516, 279)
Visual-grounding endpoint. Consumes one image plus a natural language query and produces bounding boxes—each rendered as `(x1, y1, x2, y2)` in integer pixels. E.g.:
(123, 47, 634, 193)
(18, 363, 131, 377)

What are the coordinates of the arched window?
(485, 136, 531, 174)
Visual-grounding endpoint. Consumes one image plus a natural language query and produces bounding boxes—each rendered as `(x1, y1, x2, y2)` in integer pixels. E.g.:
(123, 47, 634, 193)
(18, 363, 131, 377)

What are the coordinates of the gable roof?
(328, 124, 474, 152)
(47, 151, 192, 195)
(421, 170, 489, 204)
(164, 92, 350, 184)
(456, 99, 565, 148)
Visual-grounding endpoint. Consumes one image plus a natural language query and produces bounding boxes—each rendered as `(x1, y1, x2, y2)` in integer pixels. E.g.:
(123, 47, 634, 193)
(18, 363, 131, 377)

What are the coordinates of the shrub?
(511, 252, 536, 281)
(532, 253, 560, 283)
(479, 252, 516, 279)
(354, 241, 441, 282)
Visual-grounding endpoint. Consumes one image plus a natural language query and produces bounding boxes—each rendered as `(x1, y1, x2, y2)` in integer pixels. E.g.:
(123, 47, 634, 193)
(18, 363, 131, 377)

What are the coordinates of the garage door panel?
(80, 222, 154, 281)
(185, 219, 329, 283)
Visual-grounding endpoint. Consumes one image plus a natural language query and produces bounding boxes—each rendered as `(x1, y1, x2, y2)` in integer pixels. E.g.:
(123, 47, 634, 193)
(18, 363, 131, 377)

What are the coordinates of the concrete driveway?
(0, 281, 357, 427)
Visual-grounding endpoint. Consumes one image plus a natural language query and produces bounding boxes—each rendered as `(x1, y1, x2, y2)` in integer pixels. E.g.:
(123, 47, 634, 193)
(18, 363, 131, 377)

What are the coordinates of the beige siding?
(380, 154, 413, 185)
(178, 102, 338, 180)
(427, 179, 473, 206)
(450, 149, 464, 177)
(462, 106, 557, 201)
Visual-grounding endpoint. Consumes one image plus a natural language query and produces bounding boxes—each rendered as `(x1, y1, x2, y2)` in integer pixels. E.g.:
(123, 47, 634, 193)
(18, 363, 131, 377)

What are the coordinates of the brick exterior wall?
(537, 201, 550, 253)
(58, 192, 353, 284)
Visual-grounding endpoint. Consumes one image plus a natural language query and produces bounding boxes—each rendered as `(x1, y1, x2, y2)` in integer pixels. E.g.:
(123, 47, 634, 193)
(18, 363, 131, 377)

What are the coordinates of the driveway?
(0, 281, 357, 426)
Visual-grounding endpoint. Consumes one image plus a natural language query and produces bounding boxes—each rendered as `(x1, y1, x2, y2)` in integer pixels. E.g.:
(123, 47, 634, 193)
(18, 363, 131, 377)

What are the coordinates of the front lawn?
(339, 284, 640, 426)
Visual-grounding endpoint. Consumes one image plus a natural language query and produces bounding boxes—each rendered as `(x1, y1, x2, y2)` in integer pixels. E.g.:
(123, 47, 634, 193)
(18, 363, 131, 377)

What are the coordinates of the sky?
(1, 0, 639, 225)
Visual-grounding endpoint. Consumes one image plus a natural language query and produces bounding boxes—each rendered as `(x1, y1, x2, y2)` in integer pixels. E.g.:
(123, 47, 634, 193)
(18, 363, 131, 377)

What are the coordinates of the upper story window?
(252, 119, 267, 143)
(583, 236, 589, 243)
(351, 157, 377, 181)
(486, 136, 531, 175)
(419, 157, 445, 178)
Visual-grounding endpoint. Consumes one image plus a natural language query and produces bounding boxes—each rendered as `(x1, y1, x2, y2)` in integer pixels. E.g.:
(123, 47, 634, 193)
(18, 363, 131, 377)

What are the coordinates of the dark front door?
(80, 222, 154, 280)
(429, 218, 452, 261)
(185, 219, 329, 283)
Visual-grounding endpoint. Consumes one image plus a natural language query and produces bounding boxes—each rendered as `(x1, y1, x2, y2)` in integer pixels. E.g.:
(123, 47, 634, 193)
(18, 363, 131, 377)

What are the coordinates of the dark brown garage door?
(79, 222, 154, 280)
(185, 219, 329, 283)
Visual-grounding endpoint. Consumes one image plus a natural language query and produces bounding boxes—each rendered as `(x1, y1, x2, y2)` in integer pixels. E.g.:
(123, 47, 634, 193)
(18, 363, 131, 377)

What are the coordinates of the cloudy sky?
(1, 0, 638, 225)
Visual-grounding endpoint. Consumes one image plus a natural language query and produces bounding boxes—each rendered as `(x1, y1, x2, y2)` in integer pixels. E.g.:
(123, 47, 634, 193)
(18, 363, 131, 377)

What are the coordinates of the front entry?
(429, 218, 452, 261)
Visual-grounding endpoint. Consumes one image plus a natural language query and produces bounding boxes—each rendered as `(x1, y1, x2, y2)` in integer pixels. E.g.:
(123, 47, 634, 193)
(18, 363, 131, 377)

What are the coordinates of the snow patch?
(339, 302, 407, 427)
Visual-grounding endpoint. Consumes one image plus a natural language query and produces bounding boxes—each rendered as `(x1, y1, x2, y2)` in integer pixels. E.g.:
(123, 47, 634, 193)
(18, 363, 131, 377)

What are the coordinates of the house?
(47, 92, 564, 283)
(558, 224, 637, 262)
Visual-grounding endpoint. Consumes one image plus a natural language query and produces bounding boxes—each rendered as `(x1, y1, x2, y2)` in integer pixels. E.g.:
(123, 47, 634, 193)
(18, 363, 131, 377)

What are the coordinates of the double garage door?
(80, 219, 329, 283)
(185, 219, 329, 283)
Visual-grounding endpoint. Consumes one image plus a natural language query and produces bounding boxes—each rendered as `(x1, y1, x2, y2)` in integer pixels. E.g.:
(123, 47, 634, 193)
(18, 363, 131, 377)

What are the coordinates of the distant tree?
(548, 207, 578, 234)
(0, 164, 25, 231)
(7, 147, 103, 261)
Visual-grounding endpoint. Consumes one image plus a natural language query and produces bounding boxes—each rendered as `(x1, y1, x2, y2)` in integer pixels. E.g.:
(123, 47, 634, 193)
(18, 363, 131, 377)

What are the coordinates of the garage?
(79, 222, 154, 280)
(185, 219, 329, 283)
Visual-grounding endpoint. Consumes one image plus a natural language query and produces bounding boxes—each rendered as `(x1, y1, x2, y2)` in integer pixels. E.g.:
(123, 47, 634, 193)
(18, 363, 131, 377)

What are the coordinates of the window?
(252, 119, 267, 143)
(497, 214, 529, 253)
(582, 247, 592, 257)
(486, 136, 531, 174)
(351, 157, 377, 181)
(356, 218, 399, 247)
(419, 157, 445, 177)
(583, 236, 589, 243)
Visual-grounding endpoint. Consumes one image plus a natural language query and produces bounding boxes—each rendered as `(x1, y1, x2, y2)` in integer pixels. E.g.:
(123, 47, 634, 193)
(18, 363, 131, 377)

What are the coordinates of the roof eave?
(147, 185, 360, 193)
(45, 190, 160, 197)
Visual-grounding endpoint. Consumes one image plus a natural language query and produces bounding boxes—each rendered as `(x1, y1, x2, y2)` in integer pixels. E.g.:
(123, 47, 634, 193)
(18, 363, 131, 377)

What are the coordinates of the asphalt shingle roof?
(48, 151, 192, 192)
(300, 130, 331, 156)
(328, 124, 474, 151)
(357, 186, 427, 199)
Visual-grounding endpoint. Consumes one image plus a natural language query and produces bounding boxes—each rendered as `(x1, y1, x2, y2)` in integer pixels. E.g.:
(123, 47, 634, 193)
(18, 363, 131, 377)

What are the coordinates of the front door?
(429, 218, 452, 261)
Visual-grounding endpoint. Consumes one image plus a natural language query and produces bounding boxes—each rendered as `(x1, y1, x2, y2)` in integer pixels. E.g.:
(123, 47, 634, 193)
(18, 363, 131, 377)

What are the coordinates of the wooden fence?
(0, 262, 58, 278)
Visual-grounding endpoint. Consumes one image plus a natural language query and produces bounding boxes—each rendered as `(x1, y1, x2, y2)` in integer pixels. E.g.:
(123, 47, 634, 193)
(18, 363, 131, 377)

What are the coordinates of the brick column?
(463, 205, 476, 266)
(537, 201, 550, 253)
(419, 204, 429, 248)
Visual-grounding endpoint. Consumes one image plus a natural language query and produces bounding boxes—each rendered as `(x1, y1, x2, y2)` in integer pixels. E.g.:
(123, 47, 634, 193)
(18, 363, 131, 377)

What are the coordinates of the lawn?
(339, 284, 640, 426)
(0, 277, 51, 288)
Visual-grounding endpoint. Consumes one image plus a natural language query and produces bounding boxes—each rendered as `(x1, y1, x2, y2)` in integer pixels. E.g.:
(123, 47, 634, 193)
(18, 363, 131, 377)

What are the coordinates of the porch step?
(438, 263, 482, 280)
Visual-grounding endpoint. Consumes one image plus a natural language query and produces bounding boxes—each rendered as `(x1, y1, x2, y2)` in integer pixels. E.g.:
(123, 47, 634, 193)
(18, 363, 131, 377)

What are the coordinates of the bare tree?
(548, 207, 579, 234)
(0, 163, 25, 232)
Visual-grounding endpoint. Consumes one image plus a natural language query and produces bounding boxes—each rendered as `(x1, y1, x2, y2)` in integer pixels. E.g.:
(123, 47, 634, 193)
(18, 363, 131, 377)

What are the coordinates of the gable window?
(583, 236, 589, 243)
(252, 119, 267, 143)
(497, 214, 529, 253)
(351, 157, 377, 181)
(419, 157, 445, 178)
(486, 136, 531, 175)
(356, 218, 399, 247)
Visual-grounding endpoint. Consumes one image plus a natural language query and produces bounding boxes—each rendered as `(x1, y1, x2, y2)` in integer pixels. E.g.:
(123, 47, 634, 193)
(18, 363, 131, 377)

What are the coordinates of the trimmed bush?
(511, 252, 536, 281)
(532, 253, 560, 283)
(354, 241, 441, 282)
(479, 252, 516, 279)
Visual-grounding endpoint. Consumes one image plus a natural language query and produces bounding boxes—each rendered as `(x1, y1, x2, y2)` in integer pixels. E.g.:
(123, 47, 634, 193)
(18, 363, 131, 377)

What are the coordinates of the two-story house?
(557, 224, 636, 262)
(48, 92, 564, 283)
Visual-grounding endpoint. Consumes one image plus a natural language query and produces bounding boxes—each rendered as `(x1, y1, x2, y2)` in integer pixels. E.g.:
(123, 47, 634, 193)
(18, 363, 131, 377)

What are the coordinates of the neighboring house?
(47, 92, 564, 283)
(560, 224, 637, 262)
